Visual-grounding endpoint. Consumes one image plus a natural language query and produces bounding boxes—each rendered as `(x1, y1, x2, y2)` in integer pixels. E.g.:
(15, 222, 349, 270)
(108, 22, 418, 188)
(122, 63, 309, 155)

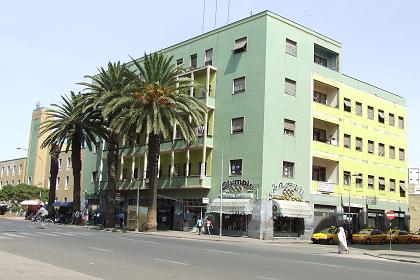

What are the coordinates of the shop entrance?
(273, 216, 304, 237)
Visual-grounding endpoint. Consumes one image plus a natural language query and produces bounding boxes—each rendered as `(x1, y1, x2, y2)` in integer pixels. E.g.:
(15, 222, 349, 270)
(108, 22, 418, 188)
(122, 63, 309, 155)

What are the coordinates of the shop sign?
(202, 197, 209, 204)
(221, 179, 254, 199)
(317, 181, 334, 193)
(271, 182, 304, 201)
(366, 196, 376, 205)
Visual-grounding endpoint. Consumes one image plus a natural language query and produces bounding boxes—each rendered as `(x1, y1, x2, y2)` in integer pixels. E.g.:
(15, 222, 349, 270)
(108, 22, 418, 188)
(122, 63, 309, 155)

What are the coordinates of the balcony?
(312, 157, 339, 193)
(313, 80, 339, 108)
(313, 118, 339, 146)
(314, 44, 339, 71)
(110, 176, 212, 191)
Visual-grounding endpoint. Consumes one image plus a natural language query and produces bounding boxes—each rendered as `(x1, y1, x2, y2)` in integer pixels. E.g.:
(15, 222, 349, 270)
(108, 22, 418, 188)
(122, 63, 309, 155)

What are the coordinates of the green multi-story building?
(26, 10, 408, 239)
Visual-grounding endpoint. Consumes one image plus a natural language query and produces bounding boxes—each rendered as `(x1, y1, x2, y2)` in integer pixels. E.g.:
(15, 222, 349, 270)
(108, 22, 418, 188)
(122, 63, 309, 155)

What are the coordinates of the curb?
(363, 252, 420, 264)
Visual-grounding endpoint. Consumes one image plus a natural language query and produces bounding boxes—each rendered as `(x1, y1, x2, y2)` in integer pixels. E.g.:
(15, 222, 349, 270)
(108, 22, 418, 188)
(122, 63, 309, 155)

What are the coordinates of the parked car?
(352, 228, 387, 245)
(0, 202, 7, 215)
(386, 229, 412, 244)
(411, 231, 420, 244)
(311, 226, 338, 244)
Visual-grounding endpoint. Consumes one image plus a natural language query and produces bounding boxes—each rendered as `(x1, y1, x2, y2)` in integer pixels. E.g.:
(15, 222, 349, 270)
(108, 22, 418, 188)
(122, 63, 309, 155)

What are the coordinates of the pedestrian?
(118, 212, 125, 228)
(337, 226, 349, 254)
(196, 217, 203, 235)
(206, 218, 212, 235)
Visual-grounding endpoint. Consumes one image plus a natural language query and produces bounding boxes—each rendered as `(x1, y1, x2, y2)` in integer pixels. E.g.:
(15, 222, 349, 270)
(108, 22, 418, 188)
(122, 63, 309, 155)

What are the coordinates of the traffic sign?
(386, 210, 396, 220)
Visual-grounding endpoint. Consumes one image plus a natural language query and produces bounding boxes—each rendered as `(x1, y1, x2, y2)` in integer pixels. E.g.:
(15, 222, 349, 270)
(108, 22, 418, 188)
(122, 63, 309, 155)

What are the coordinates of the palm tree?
(46, 143, 60, 217)
(78, 62, 133, 228)
(40, 92, 108, 212)
(105, 52, 207, 231)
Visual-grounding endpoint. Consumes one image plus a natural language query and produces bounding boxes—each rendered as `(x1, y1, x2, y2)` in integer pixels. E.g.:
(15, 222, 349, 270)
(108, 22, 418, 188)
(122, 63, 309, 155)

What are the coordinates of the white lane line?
(51, 232, 75, 236)
(87, 246, 113, 253)
(2, 233, 25, 238)
(257, 276, 280, 280)
(154, 258, 190, 266)
(68, 232, 94, 236)
(36, 232, 60, 237)
(295, 260, 345, 268)
(0, 235, 11, 239)
(18, 232, 32, 235)
(204, 249, 238, 255)
(116, 236, 161, 245)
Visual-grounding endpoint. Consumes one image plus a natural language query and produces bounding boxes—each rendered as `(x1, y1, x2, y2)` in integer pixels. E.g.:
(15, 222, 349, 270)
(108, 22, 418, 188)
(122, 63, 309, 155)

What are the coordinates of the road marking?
(154, 258, 190, 266)
(204, 249, 238, 255)
(0, 235, 11, 239)
(116, 236, 161, 244)
(257, 276, 280, 280)
(87, 247, 113, 253)
(68, 232, 94, 236)
(295, 260, 345, 268)
(51, 232, 75, 236)
(36, 232, 60, 237)
(2, 233, 25, 238)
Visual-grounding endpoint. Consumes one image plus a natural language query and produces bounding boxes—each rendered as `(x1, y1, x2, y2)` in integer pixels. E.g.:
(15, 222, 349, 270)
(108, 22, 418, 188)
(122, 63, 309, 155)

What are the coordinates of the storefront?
(272, 199, 311, 237)
(313, 205, 337, 232)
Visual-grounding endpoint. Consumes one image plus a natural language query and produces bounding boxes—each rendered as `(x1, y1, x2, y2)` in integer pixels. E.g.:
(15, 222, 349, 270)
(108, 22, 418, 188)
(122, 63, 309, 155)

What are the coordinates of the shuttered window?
(389, 113, 395, 126)
(284, 78, 296, 96)
(398, 116, 404, 129)
(344, 171, 351, 186)
(400, 181, 406, 197)
(379, 177, 385, 190)
(368, 176, 374, 189)
(368, 140, 374, 154)
(368, 106, 374, 120)
(283, 161, 295, 178)
(344, 134, 351, 149)
(356, 137, 363, 152)
(231, 117, 244, 134)
(390, 179, 396, 192)
(233, 77, 246, 94)
(285, 39, 297, 56)
(399, 148, 405, 161)
(233, 37, 247, 53)
(378, 143, 385, 157)
(389, 146, 395, 159)
(284, 119, 295, 136)
(356, 102, 362, 116)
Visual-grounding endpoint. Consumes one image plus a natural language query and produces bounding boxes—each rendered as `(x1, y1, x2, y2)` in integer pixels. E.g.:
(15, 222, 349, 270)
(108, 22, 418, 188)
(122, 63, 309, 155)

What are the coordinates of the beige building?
(408, 168, 420, 231)
(50, 151, 74, 202)
(0, 158, 27, 188)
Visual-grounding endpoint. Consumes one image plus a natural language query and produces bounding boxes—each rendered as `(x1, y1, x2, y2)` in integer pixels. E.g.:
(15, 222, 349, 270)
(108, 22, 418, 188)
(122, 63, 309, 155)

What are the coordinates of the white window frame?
(284, 119, 295, 136)
(285, 38, 297, 56)
(284, 78, 296, 96)
(231, 117, 244, 134)
(204, 48, 213, 66)
(229, 159, 242, 176)
(283, 161, 295, 178)
(65, 176, 69, 190)
(233, 77, 246, 94)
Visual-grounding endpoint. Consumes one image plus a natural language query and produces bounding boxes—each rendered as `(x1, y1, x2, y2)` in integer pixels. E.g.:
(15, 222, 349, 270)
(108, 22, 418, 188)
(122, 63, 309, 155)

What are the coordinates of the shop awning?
(272, 200, 312, 218)
(20, 200, 43, 206)
(52, 201, 74, 207)
(207, 198, 254, 215)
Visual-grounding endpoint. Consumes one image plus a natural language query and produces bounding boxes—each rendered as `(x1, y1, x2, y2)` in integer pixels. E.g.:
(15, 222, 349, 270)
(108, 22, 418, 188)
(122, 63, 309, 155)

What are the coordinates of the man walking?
(196, 217, 203, 235)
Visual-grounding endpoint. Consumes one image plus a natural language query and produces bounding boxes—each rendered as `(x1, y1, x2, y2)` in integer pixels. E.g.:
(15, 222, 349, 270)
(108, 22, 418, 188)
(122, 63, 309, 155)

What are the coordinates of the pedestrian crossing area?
(0, 230, 95, 240)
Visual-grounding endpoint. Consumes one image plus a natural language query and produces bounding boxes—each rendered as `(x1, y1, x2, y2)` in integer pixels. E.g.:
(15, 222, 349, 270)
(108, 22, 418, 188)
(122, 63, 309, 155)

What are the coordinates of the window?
(18, 164, 22, 175)
(368, 106, 374, 120)
(379, 177, 385, 190)
(398, 116, 404, 129)
(368, 140, 374, 154)
(28, 176, 32, 185)
(390, 179, 396, 192)
(400, 181, 406, 197)
(56, 177, 60, 190)
(344, 98, 351, 112)
(312, 165, 326, 181)
(7, 166, 10, 175)
(92, 171, 98, 183)
(17, 180, 20, 184)
(389, 146, 395, 159)
(356, 137, 363, 152)
(58, 158, 62, 170)
(285, 39, 297, 56)
(284, 78, 296, 96)
(65, 176, 69, 190)
(389, 113, 395, 126)
(355, 102, 362, 116)
(190, 54, 197, 69)
(0, 167, 3, 177)
(378, 110, 385, 124)
(230, 159, 242, 176)
(233, 77, 245, 94)
(399, 148, 405, 161)
(378, 143, 385, 157)
(313, 91, 327, 104)
(368, 175, 374, 189)
(12, 165, 16, 174)
(64, 197, 67, 202)
(314, 55, 327, 67)
(176, 58, 183, 66)
(344, 134, 351, 149)
(284, 119, 295, 136)
(343, 171, 351, 186)
(205, 48, 213, 66)
(233, 37, 247, 53)
(283, 161, 294, 178)
(313, 128, 326, 142)
(67, 157, 71, 170)
(231, 117, 244, 134)
(356, 176, 363, 188)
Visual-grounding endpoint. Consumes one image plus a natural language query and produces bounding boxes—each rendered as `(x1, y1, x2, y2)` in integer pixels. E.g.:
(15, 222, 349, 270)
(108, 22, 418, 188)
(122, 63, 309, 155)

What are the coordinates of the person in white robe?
(337, 226, 349, 254)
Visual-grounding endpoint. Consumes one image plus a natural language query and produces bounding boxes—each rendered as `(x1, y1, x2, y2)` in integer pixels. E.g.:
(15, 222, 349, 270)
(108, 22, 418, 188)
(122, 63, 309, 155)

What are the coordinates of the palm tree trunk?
(105, 132, 118, 228)
(47, 144, 60, 218)
(71, 135, 82, 213)
(145, 133, 160, 232)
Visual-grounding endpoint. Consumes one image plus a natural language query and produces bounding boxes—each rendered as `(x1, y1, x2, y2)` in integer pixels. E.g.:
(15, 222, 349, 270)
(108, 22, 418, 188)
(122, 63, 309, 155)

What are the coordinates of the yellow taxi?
(386, 229, 412, 244)
(352, 228, 387, 245)
(411, 231, 420, 244)
(311, 226, 338, 244)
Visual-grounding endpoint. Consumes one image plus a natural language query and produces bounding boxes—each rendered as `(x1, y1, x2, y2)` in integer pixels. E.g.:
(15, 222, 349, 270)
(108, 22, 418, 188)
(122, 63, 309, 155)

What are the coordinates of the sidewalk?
(363, 250, 420, 264)
(0, 250, 101, 280)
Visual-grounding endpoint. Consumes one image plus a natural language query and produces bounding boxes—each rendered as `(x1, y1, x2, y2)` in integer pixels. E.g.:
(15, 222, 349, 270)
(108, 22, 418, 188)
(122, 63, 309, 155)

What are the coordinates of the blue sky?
(1, 0, 419, 167)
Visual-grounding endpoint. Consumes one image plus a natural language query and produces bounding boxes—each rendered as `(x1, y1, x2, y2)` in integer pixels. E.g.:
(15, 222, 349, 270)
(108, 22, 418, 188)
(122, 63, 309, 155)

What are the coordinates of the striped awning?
(207, 198, 254, 215)
(272, 200, 312, 218)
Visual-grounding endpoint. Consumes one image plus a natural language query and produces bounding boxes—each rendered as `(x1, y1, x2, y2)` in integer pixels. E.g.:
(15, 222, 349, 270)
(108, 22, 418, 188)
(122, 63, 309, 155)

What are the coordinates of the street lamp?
(17, 147, 46, 199)
(345, 173, 362, 235)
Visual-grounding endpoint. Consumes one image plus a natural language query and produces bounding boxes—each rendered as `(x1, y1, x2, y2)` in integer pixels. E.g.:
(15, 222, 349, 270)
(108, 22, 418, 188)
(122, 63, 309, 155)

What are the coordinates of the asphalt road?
(0, 218, 419, 280)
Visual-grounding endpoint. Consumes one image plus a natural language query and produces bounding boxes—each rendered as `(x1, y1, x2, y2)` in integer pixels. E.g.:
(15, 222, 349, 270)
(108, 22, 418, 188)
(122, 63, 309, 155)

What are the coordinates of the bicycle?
(28, 215, 53, 229)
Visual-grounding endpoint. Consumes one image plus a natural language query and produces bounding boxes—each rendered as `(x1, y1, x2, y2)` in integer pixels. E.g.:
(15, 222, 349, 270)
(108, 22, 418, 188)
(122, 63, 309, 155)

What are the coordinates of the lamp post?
(346, 173, 362, 237)
(17, 147, 45, 199)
